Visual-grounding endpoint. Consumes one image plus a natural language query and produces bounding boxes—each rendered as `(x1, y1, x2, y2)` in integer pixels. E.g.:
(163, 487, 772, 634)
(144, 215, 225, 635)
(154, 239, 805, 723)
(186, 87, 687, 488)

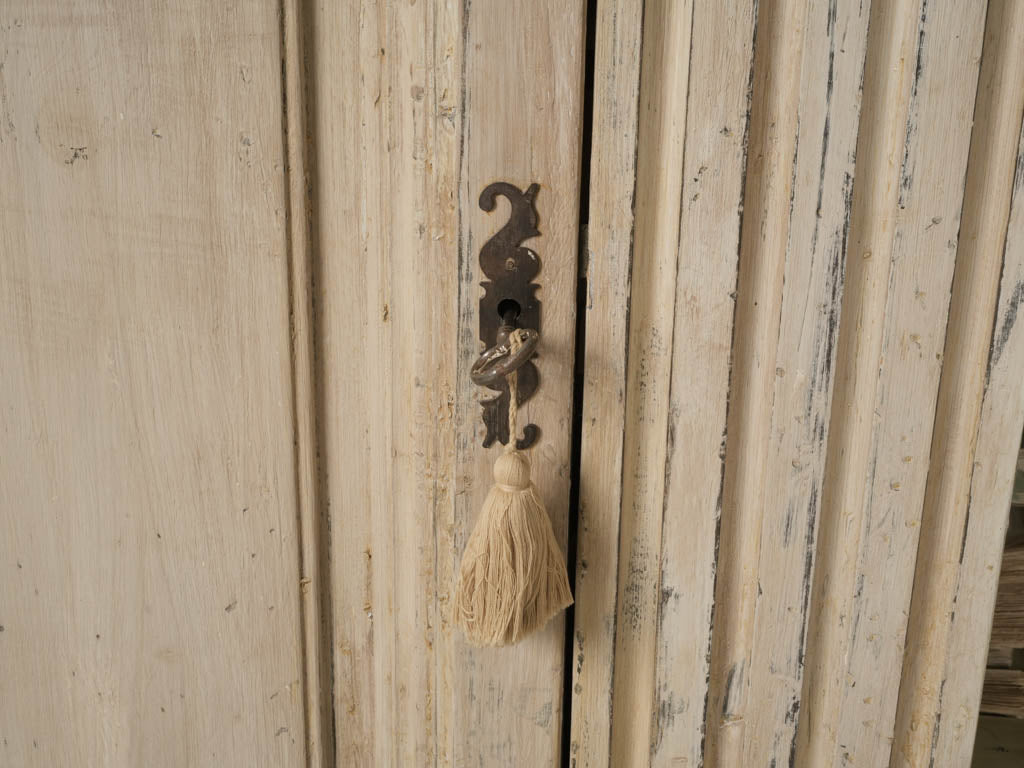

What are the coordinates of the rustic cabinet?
(3, 1, 1024, 766)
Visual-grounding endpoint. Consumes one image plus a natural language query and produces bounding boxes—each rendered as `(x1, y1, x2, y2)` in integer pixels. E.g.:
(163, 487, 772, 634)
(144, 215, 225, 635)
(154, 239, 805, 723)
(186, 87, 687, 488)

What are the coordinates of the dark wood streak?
(694, 0, 761, 759)
(898, 0, 930, 210)
(599, 0, 647, 762)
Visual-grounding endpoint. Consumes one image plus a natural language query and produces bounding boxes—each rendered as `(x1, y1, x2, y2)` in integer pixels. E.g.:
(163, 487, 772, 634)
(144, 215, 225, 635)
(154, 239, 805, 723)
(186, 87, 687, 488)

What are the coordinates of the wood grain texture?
(702, 1, 871, 763)
(310, 1, 585, 765)
(649, 1, 756, 764)
(572, 2, 757, 765)
(797, 1, 987, 765)
(0, 2, 308, 766)
(282, 0, 326, 763)
(607, 3, 694, 764)
(980, 669, 1024, 719)
(992, 546, 1024, 648)
(890, 3, 1024, 763)
(934, 115, 1024, 768)
(577, 0, 1010, 764)
(568, 0, 643, 763)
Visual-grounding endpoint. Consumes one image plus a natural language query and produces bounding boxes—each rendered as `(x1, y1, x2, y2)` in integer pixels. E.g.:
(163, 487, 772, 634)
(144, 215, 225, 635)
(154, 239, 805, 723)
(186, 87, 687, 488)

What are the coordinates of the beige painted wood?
(572, 1, 757, 765)
(936, 107, 1024, 768)
(282, 0, 327, 764)
(310, 1, 585, 765)
(578, 0, 1014, 765)
(7, 2, 1020, 766)
(568, 0, 643, 763)
(607, 3, 694, 765)
(796, 1, 987, 766)
(703, 1, 871, 764)
(650, 1, 757, 764)
(0, 3, 309, 766)
(890, 3, 1024, 763)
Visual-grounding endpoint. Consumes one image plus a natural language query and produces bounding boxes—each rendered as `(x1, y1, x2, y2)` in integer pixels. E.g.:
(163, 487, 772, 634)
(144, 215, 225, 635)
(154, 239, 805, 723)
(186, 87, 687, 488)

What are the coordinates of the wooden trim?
(309, 1, 587, 763)
(281, 0, 329, 764)
(889, 3, 1024, 763)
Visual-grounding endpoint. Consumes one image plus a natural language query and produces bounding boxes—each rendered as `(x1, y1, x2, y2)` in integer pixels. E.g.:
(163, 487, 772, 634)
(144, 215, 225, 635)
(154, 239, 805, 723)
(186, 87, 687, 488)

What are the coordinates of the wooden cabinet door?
(1, 1, 588, 766)
(5, 2, 1024, 768)
(1, 2, 310, 766)
(571, 1, 1024, 767)
(306, 2, 587, 764)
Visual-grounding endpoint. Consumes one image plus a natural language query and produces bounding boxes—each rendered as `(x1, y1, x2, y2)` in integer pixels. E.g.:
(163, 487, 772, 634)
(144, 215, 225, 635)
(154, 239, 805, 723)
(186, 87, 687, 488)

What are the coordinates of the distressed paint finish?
(569, 0, 644, 763)
(931, 118, 1024, 761)
(311, 0, 585, 766)
(607, 2, 694, 765)
(3, 2, 1022, 766)
(572, 1, 758, 766)
(797, 1, 988, 765)
(651, 0, 757, 764)
(720, 0, 871, 764)
(703, 0, 814, 756)
(696, 0, 872, 764)
(891, 3, 1024, 763)
(0, 2, 308, 766)
(579, 1, 1011, 766)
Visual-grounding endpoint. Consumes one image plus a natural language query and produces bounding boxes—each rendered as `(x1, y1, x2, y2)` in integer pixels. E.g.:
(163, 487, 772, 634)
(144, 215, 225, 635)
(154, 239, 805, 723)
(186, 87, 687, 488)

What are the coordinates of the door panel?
(307, 1, 586, 764)
(4, 2, 1024, 767)
(573, 1, 1024, 766)
(0, 3, 308, 765)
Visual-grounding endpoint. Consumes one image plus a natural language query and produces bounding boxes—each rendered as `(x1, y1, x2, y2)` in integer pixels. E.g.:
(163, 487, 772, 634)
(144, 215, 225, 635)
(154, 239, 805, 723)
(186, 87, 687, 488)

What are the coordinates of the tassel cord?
(505, 329, 524, 453)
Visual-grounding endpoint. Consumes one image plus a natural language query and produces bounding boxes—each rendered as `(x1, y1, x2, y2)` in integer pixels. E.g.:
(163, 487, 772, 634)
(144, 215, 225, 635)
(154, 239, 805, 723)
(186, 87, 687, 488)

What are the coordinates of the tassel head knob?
(493, 451, 531, 489)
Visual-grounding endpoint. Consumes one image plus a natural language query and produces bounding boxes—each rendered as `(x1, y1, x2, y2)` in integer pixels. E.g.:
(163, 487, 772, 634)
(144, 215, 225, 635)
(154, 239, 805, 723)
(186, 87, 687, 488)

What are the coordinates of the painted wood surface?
(707, 0, 871, 763)
(890, 3, 1024, 764)
(571, 0, 758, 766)
(0, 2, 309, 766)
(797, 2, 987, 765)
(309, 1, 585, 766)
(4, 1, 1023, 766)
(568, 0, 644, 764)
(577, 0, 1019, 766)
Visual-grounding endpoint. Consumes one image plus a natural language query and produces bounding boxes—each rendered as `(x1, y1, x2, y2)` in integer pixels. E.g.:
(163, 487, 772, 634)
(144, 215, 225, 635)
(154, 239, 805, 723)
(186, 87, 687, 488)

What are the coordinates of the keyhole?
(497, 299, 521, 326)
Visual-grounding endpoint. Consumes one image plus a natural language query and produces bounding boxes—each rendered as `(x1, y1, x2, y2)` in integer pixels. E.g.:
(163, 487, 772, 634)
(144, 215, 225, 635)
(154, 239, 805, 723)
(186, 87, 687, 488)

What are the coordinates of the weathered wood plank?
(449, 3, 585, 765)
(572, 1, 758, 765)
(606, 3, 694, 765)
(923, 100, 1024, 768)
(650, 0, 757, 764)
(694, 1, 871, 763)
(311, 2, 456, 763)
(282, 0, 327, 763)
(569, 0, 644, 764)
(890, 3, 1024, 763)
(796, 1, 987, 765)
(313, 1, 585, 765)
(703, 0, 813, 757)
(0, 2, 308, 765)
(718, 0, 871, 763)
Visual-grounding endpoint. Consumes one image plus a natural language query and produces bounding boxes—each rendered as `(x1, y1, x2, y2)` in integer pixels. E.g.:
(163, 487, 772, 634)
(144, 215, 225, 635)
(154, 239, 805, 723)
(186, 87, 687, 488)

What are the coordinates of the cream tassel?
(454, 329, 573, 647)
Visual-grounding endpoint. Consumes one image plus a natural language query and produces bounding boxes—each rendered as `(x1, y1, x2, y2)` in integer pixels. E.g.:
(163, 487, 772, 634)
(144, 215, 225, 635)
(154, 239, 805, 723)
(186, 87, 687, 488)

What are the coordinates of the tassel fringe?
(454, 451, 573, 647)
